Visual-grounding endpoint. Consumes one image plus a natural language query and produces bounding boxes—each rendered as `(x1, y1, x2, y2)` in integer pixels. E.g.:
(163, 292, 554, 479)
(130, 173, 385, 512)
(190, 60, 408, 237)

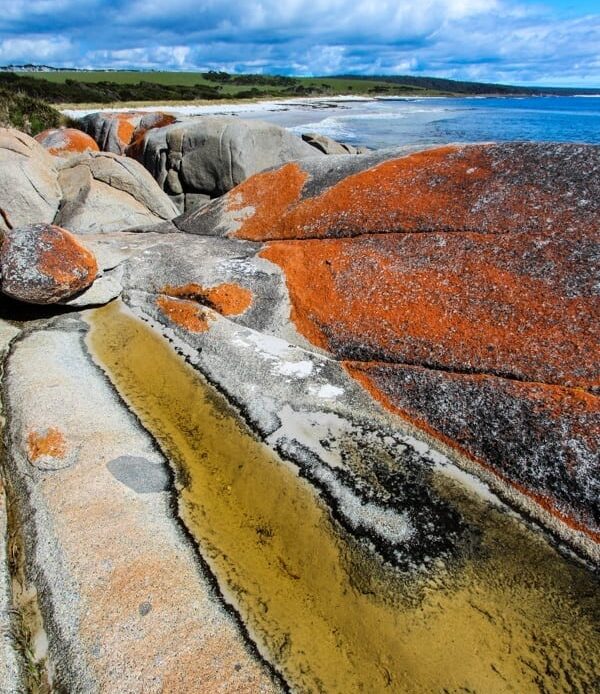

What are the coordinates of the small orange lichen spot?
(205, 283, 253, 315)
(162, 282, 253, 316)
(27, 428, 67, 461)
(156, 295, 211, 332)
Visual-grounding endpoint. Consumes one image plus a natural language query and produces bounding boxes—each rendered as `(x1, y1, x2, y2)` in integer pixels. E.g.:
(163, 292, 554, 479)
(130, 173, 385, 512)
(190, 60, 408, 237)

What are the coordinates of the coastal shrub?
(0, 88, 62, 134)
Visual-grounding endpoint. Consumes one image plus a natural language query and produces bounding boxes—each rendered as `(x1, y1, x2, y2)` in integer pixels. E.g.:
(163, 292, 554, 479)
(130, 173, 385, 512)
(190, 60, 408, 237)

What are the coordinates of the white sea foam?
(289, 116, 355, 140)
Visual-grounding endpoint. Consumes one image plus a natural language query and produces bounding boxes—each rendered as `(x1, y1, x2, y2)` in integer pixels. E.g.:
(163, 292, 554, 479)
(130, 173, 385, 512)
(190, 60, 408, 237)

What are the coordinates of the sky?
(0, 1, 598, 87)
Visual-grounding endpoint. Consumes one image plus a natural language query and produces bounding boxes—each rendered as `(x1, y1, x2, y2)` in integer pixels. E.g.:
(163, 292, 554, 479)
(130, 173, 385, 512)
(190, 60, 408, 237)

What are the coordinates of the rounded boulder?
(0, 223, 98, 304)
(35, 128, 100, 156)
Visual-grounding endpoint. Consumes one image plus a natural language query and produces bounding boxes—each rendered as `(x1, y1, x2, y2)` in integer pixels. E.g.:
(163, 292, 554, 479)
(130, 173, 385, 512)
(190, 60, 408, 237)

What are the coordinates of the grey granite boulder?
(130, 116, 322, 212)
(55, 152, 179, 234)
(0, 223, 98, 304)
(301, 131, 368, 155)
(0, 128, 62, 232)
(78, 111, 177, 155)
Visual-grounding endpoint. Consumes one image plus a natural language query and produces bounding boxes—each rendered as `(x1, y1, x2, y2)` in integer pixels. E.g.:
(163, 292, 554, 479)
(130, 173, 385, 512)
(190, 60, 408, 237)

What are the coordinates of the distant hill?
(333, 74, 600, 96)
(1, 68, 598, 105)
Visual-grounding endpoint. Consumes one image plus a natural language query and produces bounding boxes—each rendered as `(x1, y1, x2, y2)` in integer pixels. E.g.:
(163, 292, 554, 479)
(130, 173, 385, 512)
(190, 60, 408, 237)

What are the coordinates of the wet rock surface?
(0, 223, 98, 304)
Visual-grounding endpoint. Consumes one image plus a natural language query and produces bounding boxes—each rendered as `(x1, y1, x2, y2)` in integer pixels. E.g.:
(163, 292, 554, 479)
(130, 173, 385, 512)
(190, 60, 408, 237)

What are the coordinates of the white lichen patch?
(267, 405, 353, 469)
(232, 330, 318, 380)
(309, 383, 345, 400)
(276, 361, 314, 378)
(331, 479, 414, 545)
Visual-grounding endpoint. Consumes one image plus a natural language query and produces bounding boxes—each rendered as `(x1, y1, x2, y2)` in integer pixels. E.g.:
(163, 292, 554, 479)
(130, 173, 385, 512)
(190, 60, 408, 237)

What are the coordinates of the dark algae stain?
(86, 302, 600, 693)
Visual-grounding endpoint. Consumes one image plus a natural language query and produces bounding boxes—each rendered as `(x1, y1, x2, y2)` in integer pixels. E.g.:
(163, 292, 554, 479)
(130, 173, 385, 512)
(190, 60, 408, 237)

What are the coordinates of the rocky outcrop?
(173, 141, 600, 554)
(2, 318, 279, 692)
(0, 128, 62, 232)
(176, 142, 599, 240)
(0, 128, 179, 236)
(130, 116, 322, 212)
(0, 138, 598, 692)
(301, 132, 368, 155)
(79, 111, 177, 155)
(55, 151, 179, 234)
(0, 223, 97, 303)
(34, 127, 100, 156)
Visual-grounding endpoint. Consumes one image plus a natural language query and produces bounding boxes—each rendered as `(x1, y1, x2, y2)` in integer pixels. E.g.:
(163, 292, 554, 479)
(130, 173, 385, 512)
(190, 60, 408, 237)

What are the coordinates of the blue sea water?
(253, 96, 600, 149)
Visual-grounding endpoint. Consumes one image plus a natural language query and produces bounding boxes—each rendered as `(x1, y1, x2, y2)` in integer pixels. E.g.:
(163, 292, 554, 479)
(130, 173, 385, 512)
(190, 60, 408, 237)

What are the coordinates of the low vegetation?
(0, 69, 597, 125)
(2, 69, 597, 107)
(0, 87, 62, 134)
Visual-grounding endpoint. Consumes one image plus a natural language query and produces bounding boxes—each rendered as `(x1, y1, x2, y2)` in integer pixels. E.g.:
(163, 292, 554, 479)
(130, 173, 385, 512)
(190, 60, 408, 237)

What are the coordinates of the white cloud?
(0, 1, 598, 86)
(0, 35, 74, 62)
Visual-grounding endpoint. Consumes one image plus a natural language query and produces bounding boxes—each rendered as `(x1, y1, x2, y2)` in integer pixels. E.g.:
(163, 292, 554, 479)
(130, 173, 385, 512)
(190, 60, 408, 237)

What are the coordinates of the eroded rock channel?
(1, 132, 599, 691)
(86, 302, 599, 693)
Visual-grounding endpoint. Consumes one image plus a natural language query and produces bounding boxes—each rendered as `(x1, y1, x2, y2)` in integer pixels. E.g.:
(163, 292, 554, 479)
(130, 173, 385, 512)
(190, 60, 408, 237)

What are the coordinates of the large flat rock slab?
(1, 317, 278, 692)
(0, 320, 22, 693)
(176, 142, 600, 240)
(164, 142, 600, 556)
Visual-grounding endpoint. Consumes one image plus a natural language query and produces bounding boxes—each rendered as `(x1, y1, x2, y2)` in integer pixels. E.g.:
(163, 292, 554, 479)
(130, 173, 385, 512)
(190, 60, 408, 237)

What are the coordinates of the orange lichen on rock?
(345, 361, 600, 543)
(260, 231, 599, 389)
(115, 113, 138, 148)
(37, 225, 98, 288)
(162, 282, 253, 316)
(126, 113, 177, 158)
(225, 162, 309, 237)
(0, 223, 98, 304)
(230, 144, 592, 241)
(101, 111, 177, 154)
(34, 128, 100, 156)
(27, 427, 67, 461)
(156, 295, 212, 333)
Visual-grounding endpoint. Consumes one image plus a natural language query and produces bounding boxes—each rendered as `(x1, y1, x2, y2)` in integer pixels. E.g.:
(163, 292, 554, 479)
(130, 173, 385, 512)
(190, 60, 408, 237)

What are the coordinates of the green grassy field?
(21, 71, 438, 96)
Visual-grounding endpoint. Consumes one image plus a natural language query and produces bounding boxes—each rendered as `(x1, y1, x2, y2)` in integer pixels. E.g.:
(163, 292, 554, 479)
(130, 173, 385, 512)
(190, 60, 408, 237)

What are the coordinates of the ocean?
(67, 94, 600, 150)
(245, 95, 600, 149)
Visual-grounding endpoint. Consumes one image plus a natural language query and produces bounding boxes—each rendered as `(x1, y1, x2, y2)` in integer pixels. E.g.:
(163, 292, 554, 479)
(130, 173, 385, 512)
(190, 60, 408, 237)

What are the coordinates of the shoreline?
(60, 94, 377, 117)
(59, 92, 595, 118)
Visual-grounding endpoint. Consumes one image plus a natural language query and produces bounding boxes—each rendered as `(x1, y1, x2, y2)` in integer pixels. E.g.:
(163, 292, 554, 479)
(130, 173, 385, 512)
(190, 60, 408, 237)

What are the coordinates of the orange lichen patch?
(345, 361, 600, 544)
(34, 128, 99, 155)
(156, 295, 212, 332)
(225, 162, 309, 237)
(27, 427, 67, 461)
(127, 112, 177, 158)
(38, 225, 98, 289)
(95, 111, 149, 149)
(260, 231, 599, 388)
(162, 282, 253, 316)
(115, 115, 137, 148)
(231, 145, 587, 241)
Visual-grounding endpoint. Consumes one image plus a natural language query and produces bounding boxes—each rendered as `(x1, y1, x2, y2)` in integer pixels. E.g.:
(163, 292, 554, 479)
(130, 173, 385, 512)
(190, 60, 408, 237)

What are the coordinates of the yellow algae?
(86, 301, 600, 694)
